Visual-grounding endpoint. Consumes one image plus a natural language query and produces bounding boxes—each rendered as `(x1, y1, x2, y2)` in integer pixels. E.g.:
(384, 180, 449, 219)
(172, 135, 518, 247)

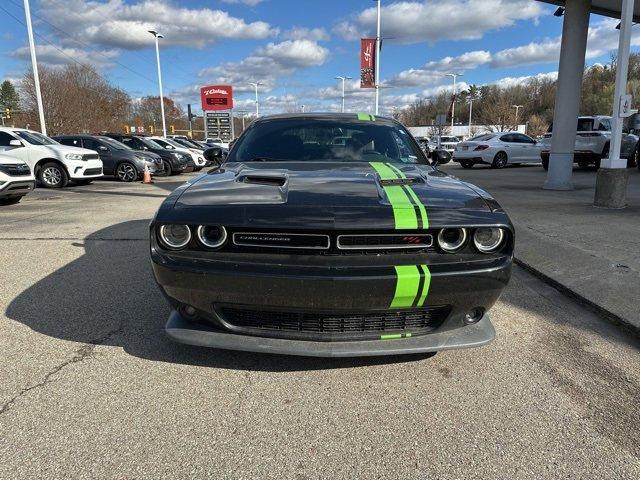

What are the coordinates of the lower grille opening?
(216, 305, 451, 342)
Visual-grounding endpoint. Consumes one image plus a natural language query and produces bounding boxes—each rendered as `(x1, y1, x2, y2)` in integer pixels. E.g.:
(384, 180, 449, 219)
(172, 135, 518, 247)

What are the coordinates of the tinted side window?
(121, 137, 139, 149)
(598, 119, 611, 131)
(500, 134, 514, 142)
(514, 134, 534, 144)
(58, 137, 82, 147)
(0, 132, 18, 146)
(82, 138, 100, 150)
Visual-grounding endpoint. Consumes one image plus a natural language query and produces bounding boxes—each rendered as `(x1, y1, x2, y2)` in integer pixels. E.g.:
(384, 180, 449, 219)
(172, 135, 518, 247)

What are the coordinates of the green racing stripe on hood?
(370, 162, 418, 229)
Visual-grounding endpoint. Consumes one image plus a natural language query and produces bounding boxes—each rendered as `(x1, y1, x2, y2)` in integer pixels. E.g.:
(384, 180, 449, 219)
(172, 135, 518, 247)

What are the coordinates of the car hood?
(161, 162, 506, 229)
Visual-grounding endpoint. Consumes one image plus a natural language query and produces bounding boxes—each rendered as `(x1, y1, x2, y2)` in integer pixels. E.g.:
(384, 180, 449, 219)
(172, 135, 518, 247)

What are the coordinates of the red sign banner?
(201, 85, 234, 111)
(360, 38, 376, 88)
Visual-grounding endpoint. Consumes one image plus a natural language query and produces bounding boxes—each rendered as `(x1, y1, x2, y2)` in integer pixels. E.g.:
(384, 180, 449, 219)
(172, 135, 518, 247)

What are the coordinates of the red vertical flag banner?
(360, 38, 376, 88)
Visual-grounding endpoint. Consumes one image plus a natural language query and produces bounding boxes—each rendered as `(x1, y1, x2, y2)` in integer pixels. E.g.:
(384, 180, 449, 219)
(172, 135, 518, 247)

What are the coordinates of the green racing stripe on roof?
(357, 113, 376, 121)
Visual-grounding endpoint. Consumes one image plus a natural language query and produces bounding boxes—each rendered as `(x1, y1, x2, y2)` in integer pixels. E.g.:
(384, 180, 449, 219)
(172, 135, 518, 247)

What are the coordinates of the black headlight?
(437, 228, 467, 253)
(473, 227, 505, 253)
(196, 225, 227, 249)
(158, 225, 191, 250)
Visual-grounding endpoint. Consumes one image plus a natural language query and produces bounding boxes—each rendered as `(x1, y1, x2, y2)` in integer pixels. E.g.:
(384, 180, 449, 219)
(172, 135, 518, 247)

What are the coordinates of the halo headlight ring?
(473, 227, 505, 253)
(158, 224, 192, 250)
(196, 225, 228, 249)
(437, 228, 468, 253)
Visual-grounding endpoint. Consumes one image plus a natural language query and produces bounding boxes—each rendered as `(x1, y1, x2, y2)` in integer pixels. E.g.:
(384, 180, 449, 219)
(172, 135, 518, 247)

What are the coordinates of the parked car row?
(450, 115, 639, 171)
(0, 126, 228, 205)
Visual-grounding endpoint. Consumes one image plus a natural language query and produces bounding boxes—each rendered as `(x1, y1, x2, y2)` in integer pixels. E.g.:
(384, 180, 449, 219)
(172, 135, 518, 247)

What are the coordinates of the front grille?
(232, 232, 330, 250)
(0, 164, 31, 177)
(337, 234, 433, 250)
(217, 305, 450, 341)
(83, 168, 102, 176)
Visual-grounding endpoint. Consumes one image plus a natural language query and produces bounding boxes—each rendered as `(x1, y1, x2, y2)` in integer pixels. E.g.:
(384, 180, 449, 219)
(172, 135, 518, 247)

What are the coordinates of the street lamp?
(148, 30, 166, 137)
(445, 73, 463, 128)
(23, 0, 46, 135)
(335, 76, 352, 113)
(512, 105, 524, 127)
(236, 109, 249, 131)
(248, 81, 263, 117)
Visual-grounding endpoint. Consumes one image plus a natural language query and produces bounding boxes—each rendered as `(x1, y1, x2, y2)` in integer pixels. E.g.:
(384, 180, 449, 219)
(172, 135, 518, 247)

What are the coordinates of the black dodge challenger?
(150, 113, 513, 357)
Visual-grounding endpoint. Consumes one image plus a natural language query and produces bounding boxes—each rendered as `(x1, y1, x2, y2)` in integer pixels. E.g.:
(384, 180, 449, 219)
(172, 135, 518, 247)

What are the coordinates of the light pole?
(23, 0, 46, 135)
(236, 110, 249, 131)
(445, 73, 463, 128)
(335, 76, 352, 113)
(374, 0, 381, 115)
(468, 97, 474, 138)
(148, 30, 166, 137)
(248, 82, 263, 117)
(512, 104, 524, 128)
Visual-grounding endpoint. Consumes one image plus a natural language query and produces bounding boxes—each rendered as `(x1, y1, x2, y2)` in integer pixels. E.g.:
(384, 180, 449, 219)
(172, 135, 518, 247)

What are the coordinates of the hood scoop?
(378, 177, 423, 187)
(238, 174, 287, 187)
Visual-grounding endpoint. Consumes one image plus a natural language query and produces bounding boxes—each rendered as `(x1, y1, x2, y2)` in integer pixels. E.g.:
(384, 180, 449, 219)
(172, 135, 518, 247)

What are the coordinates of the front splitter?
(165, 310, 496, 357)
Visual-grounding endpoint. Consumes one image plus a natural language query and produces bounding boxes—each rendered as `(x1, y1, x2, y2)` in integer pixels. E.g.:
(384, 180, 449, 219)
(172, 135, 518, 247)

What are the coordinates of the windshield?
(229, 119, 427, 164)
(178, 138, 203, 149)
(15, 131, 58, 146)
(138, 137, 164, 149)
(99, 137, 131, 150)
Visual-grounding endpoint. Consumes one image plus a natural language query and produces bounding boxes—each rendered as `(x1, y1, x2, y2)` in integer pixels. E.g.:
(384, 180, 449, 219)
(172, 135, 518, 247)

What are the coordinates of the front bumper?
(67, 159, 104, 179)
(0, 179, 35, 198)
(165, 309, 495, 357)
(151, 242, 511, 356)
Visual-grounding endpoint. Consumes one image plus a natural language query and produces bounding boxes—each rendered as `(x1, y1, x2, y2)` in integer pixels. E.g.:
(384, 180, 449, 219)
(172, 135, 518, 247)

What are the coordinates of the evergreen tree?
(0, 80, 20, 111)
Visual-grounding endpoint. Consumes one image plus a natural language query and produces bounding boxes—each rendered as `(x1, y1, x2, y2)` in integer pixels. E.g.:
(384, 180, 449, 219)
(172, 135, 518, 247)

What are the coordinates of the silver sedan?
(453, 132, 543, 169)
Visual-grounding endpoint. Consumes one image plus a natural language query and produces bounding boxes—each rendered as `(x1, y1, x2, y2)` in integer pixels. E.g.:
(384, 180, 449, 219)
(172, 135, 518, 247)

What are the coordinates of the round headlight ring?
(196, 225, 228, 249)
(473, 227, 505, 253)
(158, 224, 192, 250)
(437, 227, 468, 253)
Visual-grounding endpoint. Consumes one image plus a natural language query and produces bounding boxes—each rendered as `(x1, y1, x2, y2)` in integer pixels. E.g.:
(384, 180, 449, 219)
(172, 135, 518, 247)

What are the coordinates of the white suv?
(0, 154, 35, 205)
(0, 127, 103, 188)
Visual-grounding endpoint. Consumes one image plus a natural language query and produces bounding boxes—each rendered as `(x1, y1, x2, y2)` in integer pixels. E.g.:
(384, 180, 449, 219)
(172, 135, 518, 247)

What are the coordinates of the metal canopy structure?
(540, 0, 640, 21)
(537, 0, 635, 208)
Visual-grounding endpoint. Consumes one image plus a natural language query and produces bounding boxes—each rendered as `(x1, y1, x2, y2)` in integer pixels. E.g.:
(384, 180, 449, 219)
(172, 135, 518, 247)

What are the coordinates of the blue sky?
(0, 0, 637, 115)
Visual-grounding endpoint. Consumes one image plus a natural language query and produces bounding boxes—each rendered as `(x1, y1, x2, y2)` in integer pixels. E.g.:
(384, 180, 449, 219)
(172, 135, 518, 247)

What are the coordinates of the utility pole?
(248, 82, 263, 117)
(445, 73, 463, 128)
(148, 30, 166, 137)
(23, 0, 46, 135)
(335, 76, 352, 113)
(512, 104, 524, 128)
(468, 97, 474, 138)
(375, 0, 381, 115)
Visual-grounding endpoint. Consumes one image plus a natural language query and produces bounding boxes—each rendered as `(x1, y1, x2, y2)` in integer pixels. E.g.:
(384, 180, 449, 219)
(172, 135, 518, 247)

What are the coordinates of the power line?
(6, 0, 157, 84)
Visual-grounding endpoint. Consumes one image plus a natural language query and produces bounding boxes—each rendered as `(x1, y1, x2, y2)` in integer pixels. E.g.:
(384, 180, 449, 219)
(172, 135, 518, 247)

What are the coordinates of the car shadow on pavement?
(5, 219, 435, 372)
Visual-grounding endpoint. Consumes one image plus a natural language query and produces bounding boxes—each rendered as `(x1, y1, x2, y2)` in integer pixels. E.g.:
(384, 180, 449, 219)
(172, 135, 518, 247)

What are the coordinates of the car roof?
(0, 126, 31, 132)
(253, 112, 398, 125)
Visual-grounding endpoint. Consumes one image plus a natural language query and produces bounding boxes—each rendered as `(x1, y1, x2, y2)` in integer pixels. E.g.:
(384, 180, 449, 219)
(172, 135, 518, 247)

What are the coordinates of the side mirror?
(431, 149, 452, 166)
(9, 139, 23, 148)
(98, 145, 109, 152)
(204, 147, 223, 167)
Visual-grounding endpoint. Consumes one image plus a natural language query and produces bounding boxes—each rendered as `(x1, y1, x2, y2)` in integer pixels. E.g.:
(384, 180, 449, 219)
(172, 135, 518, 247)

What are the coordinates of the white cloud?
(491, 71, 558, 89)
(336, 0, 543, 44)
(11, 44, 120, 68)
(283, 27, 330, 42)
(199, 40, 330, 93)
(37, 0, 277, 50)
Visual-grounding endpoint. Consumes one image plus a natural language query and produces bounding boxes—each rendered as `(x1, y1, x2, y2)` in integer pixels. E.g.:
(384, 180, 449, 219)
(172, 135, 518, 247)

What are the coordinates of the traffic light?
(187, 104, 196, 122)
(5, 108, 11, 120)
(170, 125, 175, 134)
(149, 125, 155, 134)
(124, 125, 130, 134)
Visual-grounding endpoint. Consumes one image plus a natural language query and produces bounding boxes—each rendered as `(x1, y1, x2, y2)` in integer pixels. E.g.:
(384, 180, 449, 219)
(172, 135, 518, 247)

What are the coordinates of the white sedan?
(453, 132, 543, 169)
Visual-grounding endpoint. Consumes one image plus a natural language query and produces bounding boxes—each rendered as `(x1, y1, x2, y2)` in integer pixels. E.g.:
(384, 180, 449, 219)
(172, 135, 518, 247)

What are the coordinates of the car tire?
(542, 156, 549, 171)
(460, 160, 474, 169)
(491, 151, 508, 169)
(115, 162, 138, 182)
(38, 162, 68, 188)
(628, 144, 639, 168)
(577, 161, 589, 169)
(0, 196, 23, 205)
(162, 160, 173, 176)
(194, 166, 203, 172)
(598, 144, 609, 169)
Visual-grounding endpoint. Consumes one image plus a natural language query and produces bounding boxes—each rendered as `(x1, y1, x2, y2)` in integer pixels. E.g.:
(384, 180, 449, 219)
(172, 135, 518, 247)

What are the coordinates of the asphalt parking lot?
(1, 172, 639, 479)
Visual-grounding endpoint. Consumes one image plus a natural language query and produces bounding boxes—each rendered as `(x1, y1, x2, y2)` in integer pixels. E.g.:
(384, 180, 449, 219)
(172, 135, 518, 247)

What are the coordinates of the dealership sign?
(360, 38, 376, 89)
(201, 85, 233, 111)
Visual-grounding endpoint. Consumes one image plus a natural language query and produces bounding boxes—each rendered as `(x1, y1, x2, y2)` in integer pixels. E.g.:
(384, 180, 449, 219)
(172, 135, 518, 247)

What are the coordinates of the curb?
(513, 257, 640, 338)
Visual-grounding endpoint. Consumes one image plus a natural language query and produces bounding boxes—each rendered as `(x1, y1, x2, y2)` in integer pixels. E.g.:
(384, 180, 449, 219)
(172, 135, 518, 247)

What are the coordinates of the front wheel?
(38, 162, 68, 188)
(116, 162, 138, 182)
(491, 152, 508, 169)
(162, 160, 173, 176)
(628, 145, 639, 168)
(460, 160, 474, 169)
(542, 156, 549, 171)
